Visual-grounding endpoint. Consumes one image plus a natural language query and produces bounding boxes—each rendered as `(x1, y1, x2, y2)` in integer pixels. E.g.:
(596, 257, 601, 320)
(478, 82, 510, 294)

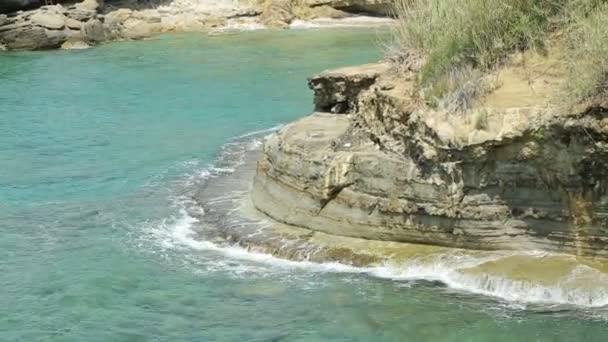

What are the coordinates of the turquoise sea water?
(2, 29, 608, 341)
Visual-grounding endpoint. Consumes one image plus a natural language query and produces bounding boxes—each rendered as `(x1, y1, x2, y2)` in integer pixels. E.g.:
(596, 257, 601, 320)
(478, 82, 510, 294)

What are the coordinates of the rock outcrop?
(251, 62, 608, 257)
(0, 1, 104, 50)
(0, 0, 394, 51)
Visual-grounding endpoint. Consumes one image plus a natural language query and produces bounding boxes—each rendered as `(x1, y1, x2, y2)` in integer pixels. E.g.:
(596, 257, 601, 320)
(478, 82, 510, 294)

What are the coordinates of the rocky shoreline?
(189, 109, 608, 307)
(0, 0, 394, 51)
(251, 61, 608, 257)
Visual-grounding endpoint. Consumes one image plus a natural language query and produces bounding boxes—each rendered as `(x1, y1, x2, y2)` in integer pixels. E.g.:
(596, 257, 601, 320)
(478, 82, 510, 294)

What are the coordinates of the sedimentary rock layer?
(252, 63, 608, 257)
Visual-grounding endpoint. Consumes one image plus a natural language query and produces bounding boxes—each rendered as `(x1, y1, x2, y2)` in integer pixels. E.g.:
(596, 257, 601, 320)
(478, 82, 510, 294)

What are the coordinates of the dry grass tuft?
(387, 0, 608, 107)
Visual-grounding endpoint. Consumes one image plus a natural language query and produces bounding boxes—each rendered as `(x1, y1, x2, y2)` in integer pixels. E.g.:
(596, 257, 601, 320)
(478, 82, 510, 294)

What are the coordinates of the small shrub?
(387, 0, 571, 107)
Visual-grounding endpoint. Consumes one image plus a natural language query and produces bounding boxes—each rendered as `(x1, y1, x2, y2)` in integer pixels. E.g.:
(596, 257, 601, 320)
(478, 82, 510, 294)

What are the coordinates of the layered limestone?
(251, 61, 608, 257)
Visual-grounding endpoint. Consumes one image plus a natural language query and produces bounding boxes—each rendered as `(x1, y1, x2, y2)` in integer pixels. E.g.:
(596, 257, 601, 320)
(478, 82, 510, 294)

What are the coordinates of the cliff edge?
(251, 59, 608, 257)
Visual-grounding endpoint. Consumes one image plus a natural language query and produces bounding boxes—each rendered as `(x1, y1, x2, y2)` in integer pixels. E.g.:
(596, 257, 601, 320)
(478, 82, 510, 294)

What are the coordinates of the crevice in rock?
(318, 182, 354, 215)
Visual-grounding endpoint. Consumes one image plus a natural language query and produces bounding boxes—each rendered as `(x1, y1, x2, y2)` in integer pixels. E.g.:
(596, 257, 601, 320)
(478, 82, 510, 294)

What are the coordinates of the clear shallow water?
(1, 29, 607, 341)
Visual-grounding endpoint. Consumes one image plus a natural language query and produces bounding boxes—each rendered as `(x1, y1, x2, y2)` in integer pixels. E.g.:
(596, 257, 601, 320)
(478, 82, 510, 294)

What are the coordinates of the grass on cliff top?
(563, 1, 608, 101)
(387, 0, 608, 108)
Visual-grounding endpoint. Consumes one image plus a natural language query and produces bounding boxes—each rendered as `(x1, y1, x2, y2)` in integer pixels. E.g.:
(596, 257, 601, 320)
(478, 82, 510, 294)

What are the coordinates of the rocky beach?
(0, 0, 394, 50)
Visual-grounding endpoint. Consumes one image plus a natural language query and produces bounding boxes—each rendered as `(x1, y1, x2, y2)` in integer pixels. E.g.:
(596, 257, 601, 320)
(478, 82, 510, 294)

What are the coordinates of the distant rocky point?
(0, 0, 394, 51)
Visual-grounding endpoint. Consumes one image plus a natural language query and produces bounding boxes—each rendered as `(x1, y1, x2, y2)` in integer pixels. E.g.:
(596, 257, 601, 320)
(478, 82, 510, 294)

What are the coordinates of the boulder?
(0, 4, 99, 50)
(259, 0, 294, 29)
(65, 18, 82, 30)
(66, 9, 96, 21)
(74, 0, 103, 12)
(0, 25, 67, 50)
(61, 38, 90, 49)
(81, 18, 104, 43)
(30, 11, 66, 29)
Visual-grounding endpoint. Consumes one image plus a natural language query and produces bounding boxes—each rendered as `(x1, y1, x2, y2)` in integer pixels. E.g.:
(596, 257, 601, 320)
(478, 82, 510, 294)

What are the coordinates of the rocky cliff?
(251, 61, 608, 257)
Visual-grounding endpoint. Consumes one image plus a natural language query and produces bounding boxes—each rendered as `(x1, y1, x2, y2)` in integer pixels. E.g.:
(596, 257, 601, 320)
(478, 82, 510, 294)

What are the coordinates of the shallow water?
(2, 29, 608, 341)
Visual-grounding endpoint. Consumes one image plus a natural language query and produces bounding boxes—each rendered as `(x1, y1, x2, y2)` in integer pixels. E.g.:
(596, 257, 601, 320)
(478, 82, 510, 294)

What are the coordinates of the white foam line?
(156, 208, 365, 274)
(233, 124, 284, 139)
(369, 261, 608, 308)
(156, 204, 608, 307)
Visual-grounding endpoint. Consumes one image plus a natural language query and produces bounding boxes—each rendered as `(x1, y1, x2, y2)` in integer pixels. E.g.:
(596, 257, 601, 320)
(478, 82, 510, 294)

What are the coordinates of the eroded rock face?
(308, 63, 389, 113)
(252, 63, 608, 257)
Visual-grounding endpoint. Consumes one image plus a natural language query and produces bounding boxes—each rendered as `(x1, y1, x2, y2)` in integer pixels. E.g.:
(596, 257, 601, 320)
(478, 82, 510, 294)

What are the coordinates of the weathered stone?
(82, 18, 104, 43)
(259, 0, 294, 29)
(0, 25, 66, 50)
(308, 63, 389, 113)
(66, 9, 96, 21)
(0, 20, 28, 32)
(61, 38, 90, 49)
(30, 11, 65, 29)
(74, 0, 102, 12)
(120, 18, 161, 39)
(65, 18, 82, 30)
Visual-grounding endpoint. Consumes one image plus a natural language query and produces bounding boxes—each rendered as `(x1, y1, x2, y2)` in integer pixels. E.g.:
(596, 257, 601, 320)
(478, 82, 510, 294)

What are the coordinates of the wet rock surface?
(251, 63, 608, 257)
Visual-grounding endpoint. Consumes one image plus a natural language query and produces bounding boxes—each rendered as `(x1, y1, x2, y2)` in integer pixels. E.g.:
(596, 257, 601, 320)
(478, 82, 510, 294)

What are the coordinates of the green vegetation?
(563, 1, 608, 101)
(388, 0, 608, 107)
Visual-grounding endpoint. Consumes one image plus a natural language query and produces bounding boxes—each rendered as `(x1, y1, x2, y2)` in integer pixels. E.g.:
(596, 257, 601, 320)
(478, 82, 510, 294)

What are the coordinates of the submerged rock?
(251, 62, 608, 257)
